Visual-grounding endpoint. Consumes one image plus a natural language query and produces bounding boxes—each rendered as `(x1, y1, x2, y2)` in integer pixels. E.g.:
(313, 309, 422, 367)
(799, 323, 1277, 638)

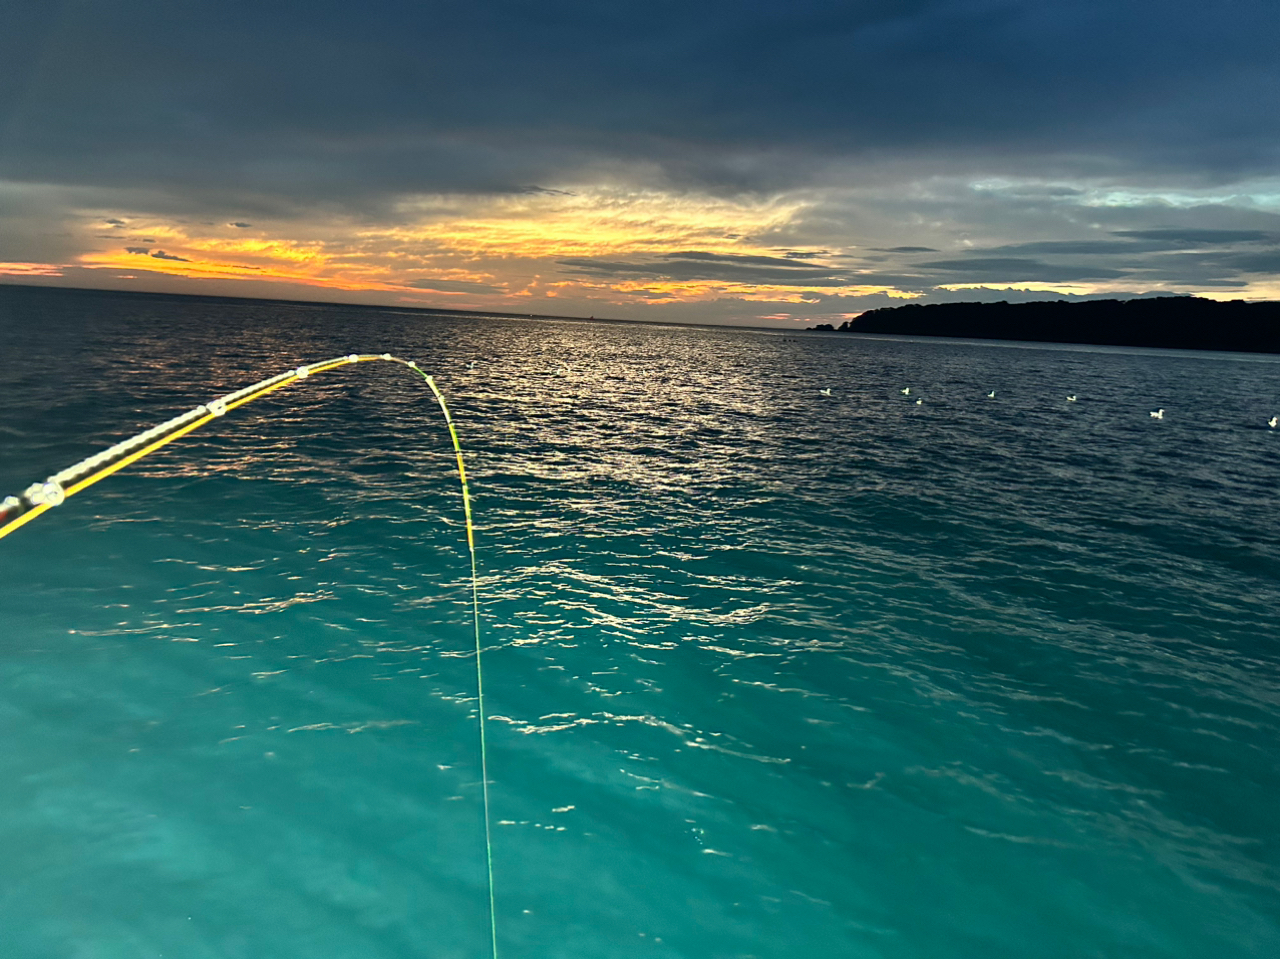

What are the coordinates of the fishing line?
(412, 364, 499, 959)
(0, 353, 499, 959)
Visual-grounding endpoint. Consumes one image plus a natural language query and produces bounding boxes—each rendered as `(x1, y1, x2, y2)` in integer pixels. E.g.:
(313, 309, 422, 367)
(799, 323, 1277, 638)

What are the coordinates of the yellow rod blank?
(0, 354, 388, 540)
(0, 351, 498, 956)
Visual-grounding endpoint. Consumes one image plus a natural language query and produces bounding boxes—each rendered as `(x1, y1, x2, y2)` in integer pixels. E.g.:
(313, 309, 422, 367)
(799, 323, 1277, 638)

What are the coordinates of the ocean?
(1, 286, 1278, 959)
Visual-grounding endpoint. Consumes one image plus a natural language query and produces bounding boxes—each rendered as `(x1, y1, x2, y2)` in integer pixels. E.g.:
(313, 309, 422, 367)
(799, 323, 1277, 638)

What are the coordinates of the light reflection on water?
(1, 287, 1279, 959)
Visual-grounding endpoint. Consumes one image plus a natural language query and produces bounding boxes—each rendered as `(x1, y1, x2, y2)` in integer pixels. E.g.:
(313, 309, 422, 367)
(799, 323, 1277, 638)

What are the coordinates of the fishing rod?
(2, 353, 403, 536)
(0, 352, 499, 959)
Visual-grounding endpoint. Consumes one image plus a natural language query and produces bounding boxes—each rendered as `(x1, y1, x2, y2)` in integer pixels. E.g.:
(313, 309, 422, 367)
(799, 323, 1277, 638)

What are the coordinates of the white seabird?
(900, 387, 911, 395)
(1269, 416, 1278, 428)
(819, 388, 832, 396)
(987, 391, 996, 398)
(1066, 395, 1077, 402)
(1150, 409, 1165, 419)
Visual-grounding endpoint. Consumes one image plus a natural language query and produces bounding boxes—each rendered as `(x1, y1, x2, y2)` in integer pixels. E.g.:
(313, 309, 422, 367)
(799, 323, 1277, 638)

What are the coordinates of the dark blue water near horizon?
(1, 286, 1278, 959)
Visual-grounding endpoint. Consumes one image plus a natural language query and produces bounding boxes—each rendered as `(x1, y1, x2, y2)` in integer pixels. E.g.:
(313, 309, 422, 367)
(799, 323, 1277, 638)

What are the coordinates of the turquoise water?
(1, 287, 1278, 958)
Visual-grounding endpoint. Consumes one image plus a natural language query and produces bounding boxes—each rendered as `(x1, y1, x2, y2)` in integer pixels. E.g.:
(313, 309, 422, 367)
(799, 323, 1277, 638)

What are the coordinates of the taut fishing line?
(0, 353, 500, 959)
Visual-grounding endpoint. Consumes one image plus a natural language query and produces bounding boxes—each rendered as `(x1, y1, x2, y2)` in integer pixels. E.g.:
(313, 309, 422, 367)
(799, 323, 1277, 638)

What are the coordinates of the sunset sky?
(2, 0, 1278, 327)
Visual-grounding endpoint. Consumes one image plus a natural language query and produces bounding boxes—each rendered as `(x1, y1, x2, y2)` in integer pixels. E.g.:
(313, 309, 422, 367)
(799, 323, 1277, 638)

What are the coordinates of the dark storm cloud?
(559, 250, 941, 288)
(664, 250, 827, 268)
(148, 250, 189, 261)
(559, 231, 1280, 288)
(915, 258, 1130, 282)
(918, 225, 1280, 287)
(978, 231, 1280, 262)
(1124, 248, 1280, 283)
(1228, 251, 1280, 273)
(2, 0, 1278, 205)
(985, 239, 1173, 256)
(124, 246, 150, 254)
(229, 221, 252, 228)
(1112, 229, 1274, 244)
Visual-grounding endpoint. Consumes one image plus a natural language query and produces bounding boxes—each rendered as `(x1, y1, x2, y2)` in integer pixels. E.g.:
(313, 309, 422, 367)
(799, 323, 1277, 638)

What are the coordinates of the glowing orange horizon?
(51, 186, 1269, 316)
(0, 262, 64, 276)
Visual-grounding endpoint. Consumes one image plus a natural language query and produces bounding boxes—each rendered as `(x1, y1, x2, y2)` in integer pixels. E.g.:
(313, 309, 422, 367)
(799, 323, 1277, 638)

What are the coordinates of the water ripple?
(2, 294, 1279, 957)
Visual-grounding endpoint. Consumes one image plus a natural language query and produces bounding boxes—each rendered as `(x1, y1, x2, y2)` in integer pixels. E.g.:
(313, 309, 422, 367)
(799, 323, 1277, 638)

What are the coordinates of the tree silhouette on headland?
(809, 297, 1280, 354)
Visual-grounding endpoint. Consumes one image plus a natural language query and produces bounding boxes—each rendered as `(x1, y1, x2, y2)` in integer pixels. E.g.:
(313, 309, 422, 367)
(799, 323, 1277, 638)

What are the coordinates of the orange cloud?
(80, 241, 399, 293)
(0, 262, 63, 276)
(69, 189, 914, 311)
(381, 188, 811, 258)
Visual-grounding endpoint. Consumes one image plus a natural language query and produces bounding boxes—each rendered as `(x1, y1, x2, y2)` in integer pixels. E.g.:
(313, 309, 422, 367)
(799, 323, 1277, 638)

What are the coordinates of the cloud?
(915, 257, 1129, 282)
(984, 239, 1165, 256)
(1222, 251, 1280, 274)
(124, 246, 150, 254)
(520, 186, 577, 196)
(4, 2, 1280, 320)
(558, 252, 854, 286)
(1112, 229, 1274, 244)
(914, 223, 1280, 289)
(616, 288, 678, 298)
(664, 250, 827, 268)
(405, 277, 502, 294)
(2, 0, 1278, 209)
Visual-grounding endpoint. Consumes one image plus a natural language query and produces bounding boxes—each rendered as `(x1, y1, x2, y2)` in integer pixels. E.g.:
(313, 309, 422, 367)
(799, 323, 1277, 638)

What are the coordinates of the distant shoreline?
(0, 281, 596, 325)
(808, 296, 1280, 355)
(0, 281, 798, 336)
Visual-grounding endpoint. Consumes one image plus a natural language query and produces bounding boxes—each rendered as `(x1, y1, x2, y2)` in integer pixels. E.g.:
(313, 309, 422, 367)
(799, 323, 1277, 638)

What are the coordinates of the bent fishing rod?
(2, 353, 437, 537)
(0, 352, 500, 959)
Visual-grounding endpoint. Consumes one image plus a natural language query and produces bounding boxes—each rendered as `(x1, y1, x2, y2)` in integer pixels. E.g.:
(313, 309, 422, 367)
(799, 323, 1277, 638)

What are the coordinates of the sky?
(2, 0, 1279, 327)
